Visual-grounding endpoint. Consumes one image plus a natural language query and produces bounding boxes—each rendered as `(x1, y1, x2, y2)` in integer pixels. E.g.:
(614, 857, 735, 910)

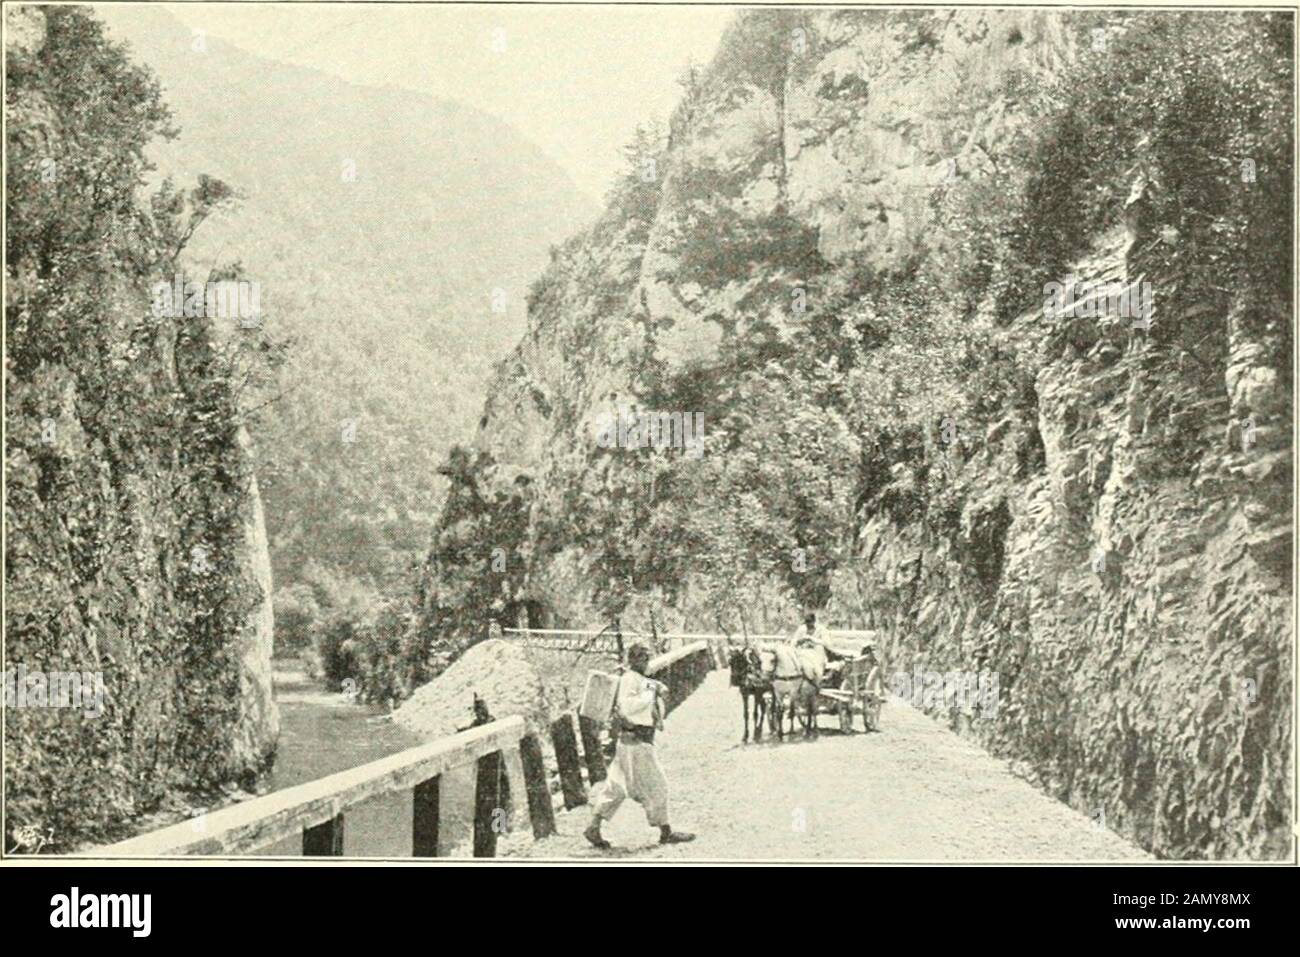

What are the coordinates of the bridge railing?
(94, 715, 555, 858)
(504, 626, 877, 650)
(648, 640, 713, 713)
(501, 626, 709, 654)
(95, 641, 717, 858)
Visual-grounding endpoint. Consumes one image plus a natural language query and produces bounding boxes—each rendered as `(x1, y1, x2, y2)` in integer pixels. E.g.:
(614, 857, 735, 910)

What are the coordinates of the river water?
(249, 666, 455, 857)
(264, 667, 420, 793)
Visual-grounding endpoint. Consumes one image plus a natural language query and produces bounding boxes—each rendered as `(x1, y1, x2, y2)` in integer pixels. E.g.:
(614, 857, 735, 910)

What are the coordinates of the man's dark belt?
(617, 723, 656, 744)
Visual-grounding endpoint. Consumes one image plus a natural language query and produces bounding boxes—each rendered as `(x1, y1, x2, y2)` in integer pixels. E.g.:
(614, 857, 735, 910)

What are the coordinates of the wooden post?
(412, 776, 440, 857)
(303, 812, 344, 856)
(519, 733, 556, 839)
(473, 750, 503, 858)
(501, 745, 528, 831)
(578, 715, 607, 784)
(550, 714, 586, 809)
(498, 752, 512, 813)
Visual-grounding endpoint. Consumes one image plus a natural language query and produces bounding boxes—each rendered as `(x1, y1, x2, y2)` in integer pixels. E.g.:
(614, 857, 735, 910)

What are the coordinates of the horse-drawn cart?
(816, 634, 886, 733)
(726, 630, 887, 740)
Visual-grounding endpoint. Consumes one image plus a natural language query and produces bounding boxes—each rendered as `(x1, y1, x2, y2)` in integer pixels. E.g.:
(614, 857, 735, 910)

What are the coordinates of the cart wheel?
(839, 704, 853, 734)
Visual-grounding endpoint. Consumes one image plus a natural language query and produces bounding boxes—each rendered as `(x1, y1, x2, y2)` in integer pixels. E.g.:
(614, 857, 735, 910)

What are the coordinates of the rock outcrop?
(229, 427, 279, 770)
(4, 6, 278, 849)
(829, 225, 1292, 859)
(444, 8, 1291, 859)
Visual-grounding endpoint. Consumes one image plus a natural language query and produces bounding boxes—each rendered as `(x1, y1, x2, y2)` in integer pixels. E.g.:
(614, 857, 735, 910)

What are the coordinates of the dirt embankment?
(394, 639, 567, 738)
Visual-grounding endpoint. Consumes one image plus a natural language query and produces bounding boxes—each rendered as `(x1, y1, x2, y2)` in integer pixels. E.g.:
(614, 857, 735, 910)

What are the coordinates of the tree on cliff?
(406, 447, 533, 677)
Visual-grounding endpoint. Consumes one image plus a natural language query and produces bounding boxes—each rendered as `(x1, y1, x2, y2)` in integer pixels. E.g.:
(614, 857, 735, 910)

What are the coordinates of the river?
(264, 666, 420, 792)
(249, 664, 477, 857)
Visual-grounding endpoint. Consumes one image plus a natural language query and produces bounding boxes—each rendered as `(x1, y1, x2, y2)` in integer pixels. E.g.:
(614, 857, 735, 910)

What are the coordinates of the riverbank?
(57, 661, 418, 855)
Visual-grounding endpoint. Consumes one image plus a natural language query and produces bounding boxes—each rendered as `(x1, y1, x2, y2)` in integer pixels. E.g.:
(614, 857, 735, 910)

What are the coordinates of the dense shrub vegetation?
(4, 6, 280, 850)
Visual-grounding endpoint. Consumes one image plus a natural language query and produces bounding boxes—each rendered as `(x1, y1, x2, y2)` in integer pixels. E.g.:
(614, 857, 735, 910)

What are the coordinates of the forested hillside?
(97, 6, 595, 638)
(409, 9, 1293, 858)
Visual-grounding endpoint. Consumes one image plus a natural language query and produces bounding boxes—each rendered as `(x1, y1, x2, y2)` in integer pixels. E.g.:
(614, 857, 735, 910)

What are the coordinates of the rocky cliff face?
(829, 223, 1291, 859)
(435, 8, 1291, 858)
(230, 426, 279, 769)
(483, 8, 1077, 451)
(4, 6, 277, 849)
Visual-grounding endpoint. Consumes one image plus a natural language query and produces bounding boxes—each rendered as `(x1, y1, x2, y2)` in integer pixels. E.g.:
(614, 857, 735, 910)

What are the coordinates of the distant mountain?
(97, 4, 596, 595)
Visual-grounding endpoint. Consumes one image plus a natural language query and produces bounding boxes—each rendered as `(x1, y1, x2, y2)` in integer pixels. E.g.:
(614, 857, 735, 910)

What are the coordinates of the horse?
(727, 645, 772, 743)
(759, 640, 827, 739)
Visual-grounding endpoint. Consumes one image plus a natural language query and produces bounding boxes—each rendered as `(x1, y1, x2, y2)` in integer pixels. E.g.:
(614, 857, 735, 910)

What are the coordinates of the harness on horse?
(734, 649, 772, 691)
(772, 639, 823, 687)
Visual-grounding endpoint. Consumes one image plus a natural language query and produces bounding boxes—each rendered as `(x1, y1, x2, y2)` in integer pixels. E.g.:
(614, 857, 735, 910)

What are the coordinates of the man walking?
(585, 643, 695, 849)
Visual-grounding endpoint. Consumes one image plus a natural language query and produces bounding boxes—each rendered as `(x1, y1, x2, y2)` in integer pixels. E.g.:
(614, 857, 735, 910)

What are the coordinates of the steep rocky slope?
(5, 6, 276, 849)
(830, 223, 1291, 860)
(427, 8, 1292, 859)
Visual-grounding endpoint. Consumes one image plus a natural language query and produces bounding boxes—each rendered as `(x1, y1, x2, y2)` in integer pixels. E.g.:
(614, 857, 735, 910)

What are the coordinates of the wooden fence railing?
(95, 716, 552, 858)
(503, 628, 624, 654)
(502, 627, 705, 655)
(94, 641, 715, 858)
(504, 627, 879, 656)
(648, 640, 714, 713)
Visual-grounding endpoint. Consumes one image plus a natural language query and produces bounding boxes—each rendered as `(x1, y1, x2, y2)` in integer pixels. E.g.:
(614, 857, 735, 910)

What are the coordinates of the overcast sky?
(163, 1, 734, 203)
